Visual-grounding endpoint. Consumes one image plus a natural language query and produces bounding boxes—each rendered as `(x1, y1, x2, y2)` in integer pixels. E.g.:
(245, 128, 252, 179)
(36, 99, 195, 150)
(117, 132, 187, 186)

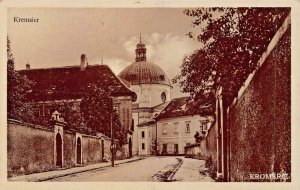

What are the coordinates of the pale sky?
(8, 8, 202, 98)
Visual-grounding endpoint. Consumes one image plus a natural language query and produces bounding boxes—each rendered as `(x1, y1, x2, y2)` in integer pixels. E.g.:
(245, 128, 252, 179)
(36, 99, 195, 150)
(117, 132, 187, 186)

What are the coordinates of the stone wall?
(7, 119, 129, 178)
(184, 140, 208, 160)
(227, 25, 291, 181)
(82, 135, 102, 164)
(205, 121, 218, 179)
(7, 120, 55, 177)
(64, 132, 76, 167)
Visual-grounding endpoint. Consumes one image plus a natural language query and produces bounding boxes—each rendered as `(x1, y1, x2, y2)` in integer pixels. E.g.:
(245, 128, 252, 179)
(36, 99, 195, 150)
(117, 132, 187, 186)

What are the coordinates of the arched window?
(161, 91, 167, 102)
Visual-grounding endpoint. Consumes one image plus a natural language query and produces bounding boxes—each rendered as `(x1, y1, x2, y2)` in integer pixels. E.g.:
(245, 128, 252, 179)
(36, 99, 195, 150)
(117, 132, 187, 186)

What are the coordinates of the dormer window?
(159, 75, 165, 80)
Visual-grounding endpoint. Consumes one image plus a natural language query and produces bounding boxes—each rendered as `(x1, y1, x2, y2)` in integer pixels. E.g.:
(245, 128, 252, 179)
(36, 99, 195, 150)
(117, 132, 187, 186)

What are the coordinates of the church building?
(119, 38, 172, 155)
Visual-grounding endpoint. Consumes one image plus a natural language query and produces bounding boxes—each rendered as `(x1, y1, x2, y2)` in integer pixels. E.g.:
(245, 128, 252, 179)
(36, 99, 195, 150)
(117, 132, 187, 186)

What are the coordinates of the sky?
(7, 8, 202, 98)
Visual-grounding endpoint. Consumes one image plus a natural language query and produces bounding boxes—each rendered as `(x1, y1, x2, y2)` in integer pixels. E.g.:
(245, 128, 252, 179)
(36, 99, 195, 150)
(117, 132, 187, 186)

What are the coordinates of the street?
(47, 157, 214, 182)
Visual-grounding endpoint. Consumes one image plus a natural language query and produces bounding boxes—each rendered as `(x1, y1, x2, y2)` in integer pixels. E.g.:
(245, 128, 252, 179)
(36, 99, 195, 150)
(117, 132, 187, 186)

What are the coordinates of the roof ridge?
(18, 64, 106, 71)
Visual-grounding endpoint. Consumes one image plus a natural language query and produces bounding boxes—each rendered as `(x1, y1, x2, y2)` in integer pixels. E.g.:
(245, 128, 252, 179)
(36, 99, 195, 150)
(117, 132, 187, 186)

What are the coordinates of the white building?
(155, 97, 213, 155)
(119, 38, 172, 155)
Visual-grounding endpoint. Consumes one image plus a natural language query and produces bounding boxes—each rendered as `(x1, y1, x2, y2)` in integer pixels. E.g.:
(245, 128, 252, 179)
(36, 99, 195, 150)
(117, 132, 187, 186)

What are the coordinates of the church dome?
(119, 36, 172, 87)
(119, 61, 172, 86)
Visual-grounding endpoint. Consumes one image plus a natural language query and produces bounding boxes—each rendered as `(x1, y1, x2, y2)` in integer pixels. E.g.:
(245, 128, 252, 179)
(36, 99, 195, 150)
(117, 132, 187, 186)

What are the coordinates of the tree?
(7, 37, 35, 122)
(80, 83, 127, 145)
(173, 8, 290, 108)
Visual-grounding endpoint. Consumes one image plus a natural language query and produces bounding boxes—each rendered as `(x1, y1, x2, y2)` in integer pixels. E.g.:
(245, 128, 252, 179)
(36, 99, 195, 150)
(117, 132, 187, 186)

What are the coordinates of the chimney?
(26, 63, 30, 70)
(80, 54, 88, 70)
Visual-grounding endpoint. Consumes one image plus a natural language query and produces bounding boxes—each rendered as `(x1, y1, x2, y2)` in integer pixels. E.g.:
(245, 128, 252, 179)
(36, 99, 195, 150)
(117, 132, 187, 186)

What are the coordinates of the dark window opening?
(142, 143, 145, 150)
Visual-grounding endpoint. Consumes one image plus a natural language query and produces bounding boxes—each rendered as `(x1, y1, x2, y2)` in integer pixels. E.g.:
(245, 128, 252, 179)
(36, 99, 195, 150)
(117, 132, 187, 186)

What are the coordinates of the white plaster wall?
(137, 126, 152, 155)
(131, 112, 139, 155)
(130, 84, 171, 108)
(157, 115, 213, 155)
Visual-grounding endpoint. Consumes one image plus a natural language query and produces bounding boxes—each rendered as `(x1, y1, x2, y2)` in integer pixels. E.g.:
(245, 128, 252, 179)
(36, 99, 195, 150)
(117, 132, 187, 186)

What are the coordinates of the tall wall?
(64, 132, 76, 167)
(205, 121, 218, 179)
(228, 25, 291, 181)
(7, 120, 55, 177)
(7, 120, 128, 178)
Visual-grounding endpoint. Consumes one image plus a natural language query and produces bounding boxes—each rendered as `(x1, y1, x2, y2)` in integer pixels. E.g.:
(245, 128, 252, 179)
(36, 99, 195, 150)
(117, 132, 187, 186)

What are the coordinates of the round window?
(161, 92, 166, 102)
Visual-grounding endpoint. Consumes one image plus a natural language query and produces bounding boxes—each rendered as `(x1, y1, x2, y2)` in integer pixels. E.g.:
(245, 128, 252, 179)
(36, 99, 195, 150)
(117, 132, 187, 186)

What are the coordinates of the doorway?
(174, 144, 178, 155)
(56, 133, 62, 167)
(129, 137, 132, 158)
(76, 137, 81, 164)
(101, 139, 105, 161)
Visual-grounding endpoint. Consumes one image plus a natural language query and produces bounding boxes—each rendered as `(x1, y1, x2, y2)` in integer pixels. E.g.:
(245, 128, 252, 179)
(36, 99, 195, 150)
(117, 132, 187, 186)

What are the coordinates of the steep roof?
(19, 65, 136, 102)
(155, 97, 213, 120)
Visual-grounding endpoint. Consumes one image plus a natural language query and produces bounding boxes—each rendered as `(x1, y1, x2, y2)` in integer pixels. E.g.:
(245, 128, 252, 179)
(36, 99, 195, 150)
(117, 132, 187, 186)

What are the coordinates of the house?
(18, 54, 136, 156)
(155, 97, 214, 155)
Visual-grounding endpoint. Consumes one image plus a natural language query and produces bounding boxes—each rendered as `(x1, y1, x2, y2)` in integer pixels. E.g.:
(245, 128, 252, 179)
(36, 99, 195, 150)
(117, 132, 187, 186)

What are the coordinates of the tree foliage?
(173, 8, 290, 107)
(7, 37, 35, 122)
(80, 83, 127, 145)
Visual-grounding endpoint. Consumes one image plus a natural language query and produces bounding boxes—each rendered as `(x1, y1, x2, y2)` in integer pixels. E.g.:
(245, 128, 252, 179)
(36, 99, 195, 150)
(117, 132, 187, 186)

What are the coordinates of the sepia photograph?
(4, 5, 293, 184)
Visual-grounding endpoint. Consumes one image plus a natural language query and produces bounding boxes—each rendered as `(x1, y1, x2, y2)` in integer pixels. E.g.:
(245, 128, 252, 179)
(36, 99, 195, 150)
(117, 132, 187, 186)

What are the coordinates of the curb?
(167, 158, 183, 181)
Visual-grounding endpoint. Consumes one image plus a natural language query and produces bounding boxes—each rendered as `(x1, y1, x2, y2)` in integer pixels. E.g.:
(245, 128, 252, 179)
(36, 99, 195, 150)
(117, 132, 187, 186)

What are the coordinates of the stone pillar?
(51, 111, 67, 168)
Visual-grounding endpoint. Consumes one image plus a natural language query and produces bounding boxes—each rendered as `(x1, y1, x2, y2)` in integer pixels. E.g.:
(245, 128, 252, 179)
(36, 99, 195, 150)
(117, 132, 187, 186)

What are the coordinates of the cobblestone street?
(47, 157, 213, 182)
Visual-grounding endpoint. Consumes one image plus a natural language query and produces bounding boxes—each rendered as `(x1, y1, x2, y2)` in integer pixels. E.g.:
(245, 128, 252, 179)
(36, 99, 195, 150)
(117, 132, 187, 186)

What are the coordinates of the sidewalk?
(9, 157, 144, 182)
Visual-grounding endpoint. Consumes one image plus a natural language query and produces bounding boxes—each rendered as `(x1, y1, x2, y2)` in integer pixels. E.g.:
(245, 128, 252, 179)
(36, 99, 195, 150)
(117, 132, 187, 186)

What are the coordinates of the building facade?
(119, 39, 172, 155)
(155, 97, 213, 155)
(18, 55, 136, 156)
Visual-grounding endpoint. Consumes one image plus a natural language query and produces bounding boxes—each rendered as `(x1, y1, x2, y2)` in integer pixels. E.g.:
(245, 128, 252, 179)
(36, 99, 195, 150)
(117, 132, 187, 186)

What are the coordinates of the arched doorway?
(56, 133, 62, 167)
(76, 137, 81, 164)
(129, 137, 132, 158)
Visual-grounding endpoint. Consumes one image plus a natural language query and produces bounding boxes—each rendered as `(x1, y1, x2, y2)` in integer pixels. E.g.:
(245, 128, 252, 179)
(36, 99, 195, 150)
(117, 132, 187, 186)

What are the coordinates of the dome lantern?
(135, 34, 147, 62)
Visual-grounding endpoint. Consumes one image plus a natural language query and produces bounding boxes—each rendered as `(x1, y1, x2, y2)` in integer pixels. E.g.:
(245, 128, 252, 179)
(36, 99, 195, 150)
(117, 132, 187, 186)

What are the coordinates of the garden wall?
(227, 25, 291, 181)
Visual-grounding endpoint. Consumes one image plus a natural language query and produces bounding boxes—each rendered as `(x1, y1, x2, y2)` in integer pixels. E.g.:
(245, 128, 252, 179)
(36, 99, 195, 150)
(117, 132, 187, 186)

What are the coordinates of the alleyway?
(47, 157, 214, 182)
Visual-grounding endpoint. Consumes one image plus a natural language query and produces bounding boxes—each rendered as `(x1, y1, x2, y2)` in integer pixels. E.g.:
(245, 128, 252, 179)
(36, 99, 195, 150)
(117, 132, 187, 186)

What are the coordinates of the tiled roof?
(19, 65, 136, 102)
(155, 97, 213, 120)
(119, 61, 172, 87)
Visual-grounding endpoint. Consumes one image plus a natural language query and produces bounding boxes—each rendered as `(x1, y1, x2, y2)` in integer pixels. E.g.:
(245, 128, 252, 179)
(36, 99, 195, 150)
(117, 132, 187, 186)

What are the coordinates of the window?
(185, 122, 191, 133)
(161, 92, 166, 102)
(113, 106, 119, 115)
(142, 131, 145, 138)
(200, 120, 208, 132)
(142, 143, 145, 150)
(174, 122, 179, 133)
(162, 123, 168, 134)
(131, 119, 134, 131)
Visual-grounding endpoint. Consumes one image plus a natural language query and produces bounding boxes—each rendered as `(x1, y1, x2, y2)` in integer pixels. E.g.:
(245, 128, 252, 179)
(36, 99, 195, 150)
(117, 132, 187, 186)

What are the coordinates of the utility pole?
(110, 97, 115, 167)
(155, 121, 158, 156)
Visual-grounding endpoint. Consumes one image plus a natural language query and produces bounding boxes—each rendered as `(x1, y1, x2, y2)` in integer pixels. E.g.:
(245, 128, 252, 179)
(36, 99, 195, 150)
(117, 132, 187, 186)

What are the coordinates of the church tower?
(119, 37, 172, 155)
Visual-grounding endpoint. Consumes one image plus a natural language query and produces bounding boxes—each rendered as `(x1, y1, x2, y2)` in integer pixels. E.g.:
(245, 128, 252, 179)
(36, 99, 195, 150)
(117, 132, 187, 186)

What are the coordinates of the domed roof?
(119, 61, 172, 86)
